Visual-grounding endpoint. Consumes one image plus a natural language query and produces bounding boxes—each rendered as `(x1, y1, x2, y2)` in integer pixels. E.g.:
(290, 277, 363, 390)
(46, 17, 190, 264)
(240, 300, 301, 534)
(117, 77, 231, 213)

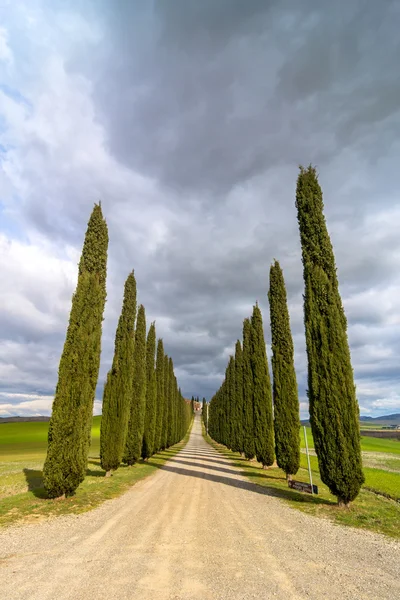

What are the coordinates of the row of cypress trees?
(209, 166, 364, 506)
(209, 293, 299, 479)
(43, 204, 191, 499)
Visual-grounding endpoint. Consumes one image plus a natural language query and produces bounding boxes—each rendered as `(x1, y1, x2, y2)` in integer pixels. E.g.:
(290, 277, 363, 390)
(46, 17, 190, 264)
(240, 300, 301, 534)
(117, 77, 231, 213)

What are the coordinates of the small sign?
(288, 480, 318, 494)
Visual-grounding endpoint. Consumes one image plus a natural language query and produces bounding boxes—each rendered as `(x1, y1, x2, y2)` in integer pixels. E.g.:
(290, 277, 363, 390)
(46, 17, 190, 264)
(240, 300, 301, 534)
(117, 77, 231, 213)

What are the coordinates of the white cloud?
(0, 233, 78, 333)
(0, 392, 102, 417)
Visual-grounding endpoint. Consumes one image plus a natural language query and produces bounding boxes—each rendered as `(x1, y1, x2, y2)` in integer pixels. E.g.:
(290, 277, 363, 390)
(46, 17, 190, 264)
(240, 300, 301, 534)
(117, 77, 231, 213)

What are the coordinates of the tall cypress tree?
(124, 304, 147, 465)
(167, 357, 175, 447)
(100, 271, 136, 475)
(154, 339, 165, 452)
(226, 355, 235, 450)
(296, 165, 364, 505)
(251, 303, 274, 467)
(161, 353, 170, 449)
(242, 318, 255, 459)
(43, 204, 108, 498)
(202, 397, 208, 433)
(268, 261, 300, 479)
(142, 322, 157, 459)
(232, 340, 244, 453)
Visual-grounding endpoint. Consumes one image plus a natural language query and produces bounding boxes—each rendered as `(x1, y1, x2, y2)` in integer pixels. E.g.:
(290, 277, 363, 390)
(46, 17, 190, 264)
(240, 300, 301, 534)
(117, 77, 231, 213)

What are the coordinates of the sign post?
(304, 426, 314, 495)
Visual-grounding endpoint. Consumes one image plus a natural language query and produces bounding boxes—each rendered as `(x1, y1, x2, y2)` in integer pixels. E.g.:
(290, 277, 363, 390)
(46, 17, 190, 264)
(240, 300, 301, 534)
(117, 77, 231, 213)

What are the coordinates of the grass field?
(204, 425, 400, 539)
(0, 417, 192, 527)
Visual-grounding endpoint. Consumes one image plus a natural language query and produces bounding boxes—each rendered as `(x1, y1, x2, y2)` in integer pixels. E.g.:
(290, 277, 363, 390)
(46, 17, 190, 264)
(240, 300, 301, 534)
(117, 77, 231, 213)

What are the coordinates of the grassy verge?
(203, 428, 400, 539)
(0, 419, 193, 528)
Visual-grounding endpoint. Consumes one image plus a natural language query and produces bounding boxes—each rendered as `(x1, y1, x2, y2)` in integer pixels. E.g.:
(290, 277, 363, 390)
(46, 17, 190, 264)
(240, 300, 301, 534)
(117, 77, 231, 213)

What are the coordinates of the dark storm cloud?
(72, 0, 400, 197)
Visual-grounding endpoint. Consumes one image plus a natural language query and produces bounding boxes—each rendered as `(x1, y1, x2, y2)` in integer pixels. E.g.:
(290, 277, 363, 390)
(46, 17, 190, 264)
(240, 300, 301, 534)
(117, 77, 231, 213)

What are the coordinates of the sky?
(1, 0, 400, 419)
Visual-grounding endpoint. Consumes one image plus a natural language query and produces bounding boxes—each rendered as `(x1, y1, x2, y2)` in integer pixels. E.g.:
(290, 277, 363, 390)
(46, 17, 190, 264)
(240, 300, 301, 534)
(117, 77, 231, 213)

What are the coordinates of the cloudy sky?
(1, 0, 400, 419)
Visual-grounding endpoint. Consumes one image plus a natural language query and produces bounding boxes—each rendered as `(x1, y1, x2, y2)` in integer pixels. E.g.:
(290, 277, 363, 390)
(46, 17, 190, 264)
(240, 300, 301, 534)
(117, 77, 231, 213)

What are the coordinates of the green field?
(0, 417, 191, 526)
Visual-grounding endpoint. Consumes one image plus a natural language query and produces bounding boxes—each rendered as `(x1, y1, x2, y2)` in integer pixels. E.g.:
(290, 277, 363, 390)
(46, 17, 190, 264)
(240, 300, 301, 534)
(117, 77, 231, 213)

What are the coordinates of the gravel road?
(1, 415, 399, 600)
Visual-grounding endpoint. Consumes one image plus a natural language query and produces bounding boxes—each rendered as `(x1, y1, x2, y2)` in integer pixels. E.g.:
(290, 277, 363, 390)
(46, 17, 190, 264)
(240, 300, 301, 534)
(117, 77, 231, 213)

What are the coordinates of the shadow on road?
(156, 455, 334, 507)
(168, 456, 241, 476)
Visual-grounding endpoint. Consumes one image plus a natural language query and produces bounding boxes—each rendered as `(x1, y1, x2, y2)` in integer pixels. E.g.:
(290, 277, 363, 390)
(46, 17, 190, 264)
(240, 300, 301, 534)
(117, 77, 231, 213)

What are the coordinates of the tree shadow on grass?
(86, 468, 106, 477)
(23, 468, 47, 499)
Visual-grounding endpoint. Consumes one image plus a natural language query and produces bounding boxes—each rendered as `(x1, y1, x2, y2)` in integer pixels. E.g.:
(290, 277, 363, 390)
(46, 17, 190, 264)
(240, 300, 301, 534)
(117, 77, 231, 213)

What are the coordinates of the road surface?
(1, 416, 399, 599)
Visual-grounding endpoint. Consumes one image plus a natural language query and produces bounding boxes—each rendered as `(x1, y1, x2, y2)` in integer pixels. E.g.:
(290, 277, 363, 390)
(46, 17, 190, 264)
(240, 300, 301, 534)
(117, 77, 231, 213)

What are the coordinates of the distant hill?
(0, 416, 50, 424)
(359, 413, 400, 426)
(301, 413, 400, 427)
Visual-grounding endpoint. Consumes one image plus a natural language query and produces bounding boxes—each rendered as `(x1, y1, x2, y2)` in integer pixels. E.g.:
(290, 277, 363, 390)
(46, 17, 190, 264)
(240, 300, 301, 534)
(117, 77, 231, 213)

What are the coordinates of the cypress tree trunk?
(100, 271, 136, 475)
(233, 341, 244, 453)
(124, 304, 147, 465)
(43, 204, 108, 498)
(268, 261, 300, 478)
(142, 322, 157, 459)
(161, 354, 170, 449)
(296, 165, 364, 505)
(251, 304, 274, 467)
(154, 339, 165, 452)
(242, 318, 255, 459)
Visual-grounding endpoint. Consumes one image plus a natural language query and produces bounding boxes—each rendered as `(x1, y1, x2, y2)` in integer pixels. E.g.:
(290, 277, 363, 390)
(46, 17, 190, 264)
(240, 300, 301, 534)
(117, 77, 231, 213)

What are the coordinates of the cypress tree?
(142, 322, 157, 459)
(202, 397, 208, 433)
(172, 373, 179, 445)
(124, 304, 147, 465)
(100, 271, 136, 475)
(296, 165, 364, 505)
(43, 204, 108, 498)
(161, 353, 170, 449)
(226, 356, 235, 450)
(167, 357, 175, 447)
(242, 318, 255, 459)
(268, 261, 300, 479)
(154, 339, 165, 452)
(232, 340, 244, 453)
(251, 303, 274, 467)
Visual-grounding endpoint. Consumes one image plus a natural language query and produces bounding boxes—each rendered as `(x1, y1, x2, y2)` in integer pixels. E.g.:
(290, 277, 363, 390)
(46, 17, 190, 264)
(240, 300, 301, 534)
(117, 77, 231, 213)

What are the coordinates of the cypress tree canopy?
(124, 304, 147, 465)
(202, 397, 208, 433)
(268, 260, 300, 477)
(232, 340, 244, 453)
(251, 303, 274, 467)
(167, 357, 175, 448)
(142, 322, 157, 459)
(154, 338, 165, 452)
(43, 204, 108, 498)
(296, 165, 364, 505)
(100, 271, 136, 474)
(242, 317, 255, 460)
(225, 356, 235, 450)
(161, 353, 170, 449)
